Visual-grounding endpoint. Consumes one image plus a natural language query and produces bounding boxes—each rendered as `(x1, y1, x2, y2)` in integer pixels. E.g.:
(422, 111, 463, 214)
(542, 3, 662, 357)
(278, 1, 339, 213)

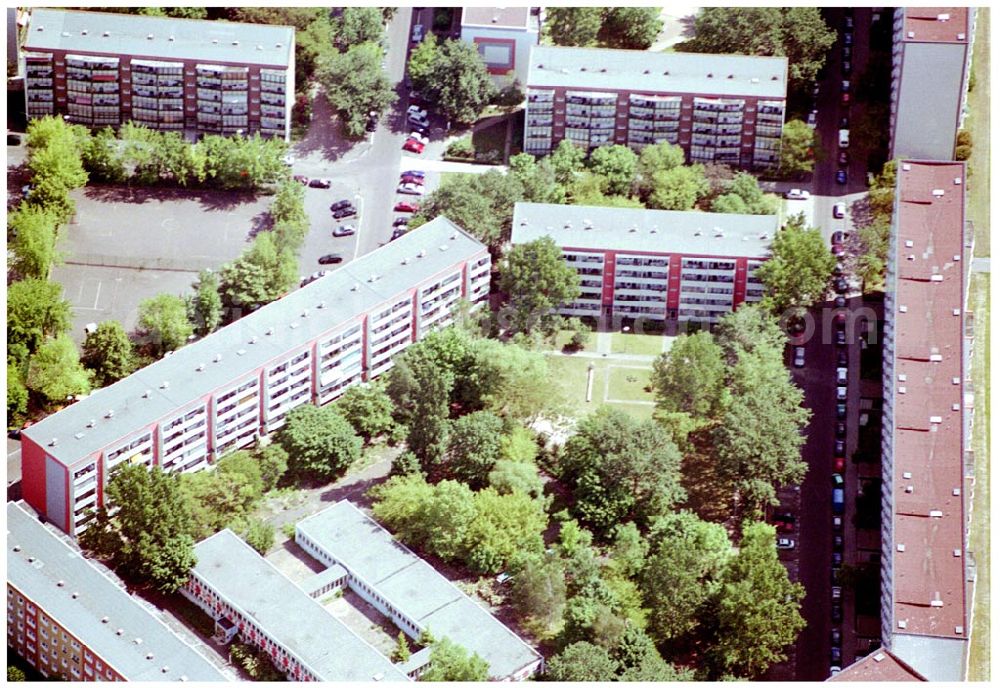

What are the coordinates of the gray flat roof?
(528, 45, 787, 98)
(892, 41, 966, 160)
(889, 633, 967, 682)
(22, 217, 486, 468)
(191, 529, 407, 682)
(6, 501, 228, 682)
(22, 8, 293, 68)
(296, 501, 542, 680)
(461, 7, 531, 30)
(511, 202, 776, 258)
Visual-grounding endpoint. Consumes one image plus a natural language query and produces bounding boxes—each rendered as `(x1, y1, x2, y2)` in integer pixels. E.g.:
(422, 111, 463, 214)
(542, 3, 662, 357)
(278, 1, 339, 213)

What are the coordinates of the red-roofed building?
(829, 647, 926, 682)
(879, 160, 972, 681)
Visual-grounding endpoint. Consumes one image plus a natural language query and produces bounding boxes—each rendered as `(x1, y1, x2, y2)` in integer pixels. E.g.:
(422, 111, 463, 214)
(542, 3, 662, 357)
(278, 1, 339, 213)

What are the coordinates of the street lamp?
(622, 325, 630, 354)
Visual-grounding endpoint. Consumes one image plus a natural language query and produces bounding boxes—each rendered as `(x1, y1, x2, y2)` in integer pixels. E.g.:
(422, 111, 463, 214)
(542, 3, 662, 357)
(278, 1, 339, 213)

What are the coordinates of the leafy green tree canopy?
(27, 335, 91, 405)
(277, 404, 362, 481)
(757, 212, 837, 314)
(82, 320, 135, 387)
(498, 237, 581, 335)
(137, 293, 194, 356)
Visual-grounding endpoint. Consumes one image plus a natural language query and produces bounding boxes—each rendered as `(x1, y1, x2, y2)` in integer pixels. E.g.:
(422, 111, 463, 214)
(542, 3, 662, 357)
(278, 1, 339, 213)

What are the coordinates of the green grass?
(552, 328, 598, 353)
(967, 272, 990, 681)
(545, 354, 654, 421)
(439, 171, 468, 185)
(609, 331, 667, 356)
(965, 9, 990, 258)
(605, 366, 654, 403)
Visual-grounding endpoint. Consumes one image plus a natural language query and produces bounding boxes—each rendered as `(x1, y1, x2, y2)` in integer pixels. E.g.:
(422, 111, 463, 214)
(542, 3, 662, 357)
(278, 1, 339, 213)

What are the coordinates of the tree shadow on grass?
(679, 438, 735, 529)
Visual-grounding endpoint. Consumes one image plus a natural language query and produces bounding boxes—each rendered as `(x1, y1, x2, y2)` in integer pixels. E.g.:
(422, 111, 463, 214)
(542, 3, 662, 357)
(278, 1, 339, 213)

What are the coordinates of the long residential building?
(182, 529, 408, 682)
(6, 501, 228, 682)
(295, 501, 544, 681)
(889, 7, 976, 160)
(20, 217, 491, 537)
(523, 45, 788, 169)
(20, 8, 294, 140)
(510, 202, 774, 324)
(878, 160, 972, 680)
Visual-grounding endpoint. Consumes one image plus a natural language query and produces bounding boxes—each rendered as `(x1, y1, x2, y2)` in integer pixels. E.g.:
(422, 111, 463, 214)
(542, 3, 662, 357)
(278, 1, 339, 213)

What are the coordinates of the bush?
(446, 136, 475, 159)
(242, 519, 275, 555)
(955, 144, 972, 161)
(956, 129, 972, 147)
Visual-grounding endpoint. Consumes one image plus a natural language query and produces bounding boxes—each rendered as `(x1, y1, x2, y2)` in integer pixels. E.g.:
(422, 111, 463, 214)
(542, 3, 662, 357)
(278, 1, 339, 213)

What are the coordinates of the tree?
(257, 443, 289, 492)
(392, 631, 411, 663)
(635, 141, 686, 197)
(715, 303, 788, 366)
(411, 170, 522, 251)
(387, 349, 453, 470)
(220, 233, 299, 310)
(609, 522, 649, 579)
(317, 42, 397, 138)
(471, 339, 557, 420)
(488, 460, 545, 500)
(242, 519, 275, 555)
(465, 488, 547, 573)
(418, 480, 478, 561)
(407, 36, 439, 94)
(651, 331, 726, 418)
(708, 522, 805, 678)
(546, 642, 619, 681)
(561, 407, 686, 535)
(371, 473, 440, 545)
(647, 165, 710, 210)
(602, 8, 664, 49)
(507, 153, 566, 204)
(545, 7, 604, 47)
(711, 172, 777, 215)
(26, 116, 88, 221)
(683, 8, 836, 92)
(9, 203, 60, 280)
(756, 213, 837, 314)
(26, 335, 91, 404)
(333, 7, 384, 49)
(415, 39, 495, 125)
(640, 511, 732, 644)
(498, 237, 581, 335)
(336, 381, 396, 442)
(588, 144, 638, 196)
(613, 625, 694, 681)
(420, 637, 489, 681)
(548, 139, 587, 186)
(277, 405, 362, 481)
(137, 293, 194, 356)
(714, 350, 810, 509)
(81, 320, 135, 386)
(8, 665, 27, 682)
(779, 119, 817, 177)
(81, 465, 196, 593)
(187, 270, 222, 336)
(81, 125, 127, 183)
(446, 411, 505, 488)
(7, 278, 72, 366)
(7, 364, 29, 428)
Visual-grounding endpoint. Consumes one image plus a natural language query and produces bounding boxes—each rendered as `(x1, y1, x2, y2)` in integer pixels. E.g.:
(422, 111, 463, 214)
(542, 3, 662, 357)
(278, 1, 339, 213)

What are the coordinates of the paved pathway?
(595, 332, 612, 355)
(544, 349, 658, 364)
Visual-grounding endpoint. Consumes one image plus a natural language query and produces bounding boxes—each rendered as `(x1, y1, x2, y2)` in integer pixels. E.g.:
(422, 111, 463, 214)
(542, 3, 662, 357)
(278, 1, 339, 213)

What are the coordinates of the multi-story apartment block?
(21, 8, 294, 140)
(20, 218, 491, 537)
(182, 529, 408, 682)
(510, 202, 775, 324)
(6, 501, 228, 682)
(878, 160, 971, 681)
(889, 8, 976, 160)
(295, 501, 544, 681)
(523, 46, 787, 170)
(459, 6, 539, 86)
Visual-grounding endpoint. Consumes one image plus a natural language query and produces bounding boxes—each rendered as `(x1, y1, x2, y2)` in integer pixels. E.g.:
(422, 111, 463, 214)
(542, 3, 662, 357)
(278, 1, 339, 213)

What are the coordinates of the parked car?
(391, 227, 407, 241)
(402, 138, 425, 154)
(844, 16, 854, 30)
(332, 225, 356, 237)
(838, 129, 850, 148)
(845, 32, 854, 45)
(408, 113, 431, 128)
(774, 519, 795, 534)
(841, 79, 851, 93)
(833, 487, 845, 513)
(836, 403, 847, 420)
(318, 254, 343, 265)
(833, 535, 844, 552)
(832, 551, 843, 566)
(836, 367, 848, 385)
(293, 174, 310, 185)
(836, 169, 848, 184)
(838, 151, 849, 165)
(835, 312, 847, 330)
(407, 132, 430, 145)
(807, 110, 818, 128)
(832, 473, 845, 488)
(843, 60, 852, 75)
(833, 456, 845, 473)
(836, 421, 847, 438)
(835, 295, 847, 308)
(399, 174, 424, 186)
(832, 603, 843, 623)
(308, 178, 332, 189)
(392, 216, 411, 227)
(282, 152, 294, 167)
(832, 647, 842, 665)
(401, 169, 426, 179)
(842, 46, 852, 59)
(330, 199, 352, 211)
(407, 104, 428, 119)
(394, 201, 420, 213)
(365, 110, 379, 132)
(836, 330, 847, 346)
(411, 23, 424, 43)
(397, 182, 424, 195)
(833, 516, 843, 532)
(831, 566, 842, 584)
(832, 585, 843, 600)
(785, 188, 811, 200)
(833, 202, 847, 219)
(838, 115, 850, 130)
(793, 346, 806, 368)
(332, 206, 357, 219)
(832, 628, 842, 646)
(835, 277, 849, 294)
(835, 438, 846, 456)
(777, 538, 795, 550)
(837, 350, 848, 367)
(409, 123, 430, 137)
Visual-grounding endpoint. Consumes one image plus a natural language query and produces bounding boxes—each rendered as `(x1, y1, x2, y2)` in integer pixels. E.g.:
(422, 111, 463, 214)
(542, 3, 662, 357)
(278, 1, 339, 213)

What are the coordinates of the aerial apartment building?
(7, 501, 228, 682)
(876, 160, 972, 681)
(21, 8, 294, 140)
(523, 46, 787, 170)
(19, 218, 491, 538)
(889, 7, 976, 160)
(510, 202, 774, 324)
(459, 6, 540, 85)
(182, 529, 408, 682)
(295, 501, 544, 681)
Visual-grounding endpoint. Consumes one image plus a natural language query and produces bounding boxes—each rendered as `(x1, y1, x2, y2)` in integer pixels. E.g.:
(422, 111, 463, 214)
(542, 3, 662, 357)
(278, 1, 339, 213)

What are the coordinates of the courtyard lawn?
(609, 331, 668, 356)
(552, 328, 598, 353)
(545, 354, 654, 421)
(605, 366, 655, 404)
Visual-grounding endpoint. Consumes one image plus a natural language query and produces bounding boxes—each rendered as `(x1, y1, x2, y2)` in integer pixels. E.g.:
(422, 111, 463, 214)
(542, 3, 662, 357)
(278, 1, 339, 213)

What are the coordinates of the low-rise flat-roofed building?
(295, 501, 543, 681)
(21, 8, 295, 140)
(879, 160, 971, 681)
(20, 217, 490, 538)
(459, 6, 539, 85)
(6, 501, 228, 682)
(510, 202, 775, 324)
(889, 7, 976, 160)
(182, 529, 407, 682)
(524, 45, 787, 170)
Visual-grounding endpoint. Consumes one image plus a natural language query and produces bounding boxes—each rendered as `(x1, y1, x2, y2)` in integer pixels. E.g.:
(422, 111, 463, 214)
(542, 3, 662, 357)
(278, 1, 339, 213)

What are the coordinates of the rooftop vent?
(57, 580, 65, 587)
(954, 177, 963, 185)
(351, 283, 360, 291)
(301, 309, 309, 318)
(27, 556, 35, 563)
(580, 67, 586, 72)
(250, 336, 258, 344)
(289, 322, 298, 329)
(71, 592, 79, 599)
(903, 471, 912, 479)
(401, 257, 409, 265)
(751, 77, 760, 83)
(907, 254, 916, 261)
(212, 39, 219, 44)
(81, 29, 88, 35)
(266, 327, 274, 336)
(727, 74, 734, 79)
(932, 189, 945, 197)
(930, 599, 944, 608)
(953, 548, 962, 556)
(317, 301, 325, 309)
(904, 485, 913, 493)
(643, 69, 650, 74)
(418, 249, 427, 258)
(232, 41, 239, 46)
(897, 544, 905, 552)
(12, 545, 20, 552)
(147, 34, 154, 40)
(930, 415, 943, 424)
(196, 364, 205, 372)
(902, 163, 912, 171)
(37, 25, 43, 31)
(898, 386, 906, 394)
(237, 349, 246, 356)
(937, 12, 951, 21)
(142, 390, 151, 399)
(135, 638, 143, 645)
(874, 653, 886, 662)
(116, 628, 124, 636)
(707, 72, 713, 78)
(439, 244, 449, 251)
(771, 75, 779, 80)
(276, 43, 283, 48)
(168, 35, 175, 42)
(898, 373, 907, 381)
(61, 31, 70, 37)
(74, 432, 85, 440)
(952, 376, 961, 385)
(907, 31, 915, 38)
(146, 653, 154, 660)
(256, 45, 263, 51)
(101, 616, 109, 623)
(451, 232, 458, 240)
(368, 274, 380, 282)
(930, 274, 944, 282)
(952, 403, 961, 411)
(106, 408, 116, 417)
(162, 666, 170, 674)
(958, 33, 966, 40)
(956, 626, 964, 634)
(905, 240, 914, 248)
(160, 381, 170, 389)
(214, 353, 222, 362)
(49, 438, 58, 446)
(930, 353, 943, 362)
(929, 509, 943, 517)
(663, 70, 669, 76)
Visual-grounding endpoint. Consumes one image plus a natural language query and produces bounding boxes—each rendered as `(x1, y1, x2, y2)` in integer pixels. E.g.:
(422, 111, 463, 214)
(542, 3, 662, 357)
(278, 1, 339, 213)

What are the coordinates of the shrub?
(955, 144, 972, 161)
(446, 136, 475, 159)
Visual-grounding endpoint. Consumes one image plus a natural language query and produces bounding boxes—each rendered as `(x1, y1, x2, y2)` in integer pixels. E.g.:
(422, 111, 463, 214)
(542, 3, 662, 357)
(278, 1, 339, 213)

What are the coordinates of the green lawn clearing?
(545, 354, 654, 421)
(605, 366, 655, 404)
(609, 331, 668, 356)
(552, 328, 598, 353)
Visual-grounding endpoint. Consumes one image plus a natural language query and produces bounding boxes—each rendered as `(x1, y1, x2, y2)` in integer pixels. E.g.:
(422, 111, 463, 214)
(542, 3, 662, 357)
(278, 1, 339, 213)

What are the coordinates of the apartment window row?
(683, 259, 735, 270)
(616, 281, 667, 292)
